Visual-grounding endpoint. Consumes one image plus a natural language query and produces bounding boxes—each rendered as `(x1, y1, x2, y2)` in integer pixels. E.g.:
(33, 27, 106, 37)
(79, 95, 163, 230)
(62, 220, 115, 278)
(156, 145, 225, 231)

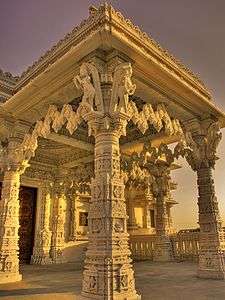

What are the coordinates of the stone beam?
(120, 132, 179, 154)
(61, 154, 94, 168)
(47, 132, 94, 152)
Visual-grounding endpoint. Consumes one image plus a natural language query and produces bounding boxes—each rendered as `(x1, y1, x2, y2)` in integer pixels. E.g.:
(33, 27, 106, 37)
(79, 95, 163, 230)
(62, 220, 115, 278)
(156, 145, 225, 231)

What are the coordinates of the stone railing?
(129, 229, 200, 262)
(170, 229, 200, 262)
(129, 235, 156, 261)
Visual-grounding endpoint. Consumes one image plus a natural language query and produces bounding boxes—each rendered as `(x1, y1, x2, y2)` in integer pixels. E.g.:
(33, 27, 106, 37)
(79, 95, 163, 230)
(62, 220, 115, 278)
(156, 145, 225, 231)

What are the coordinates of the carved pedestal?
(81, 127, 140, 299)
(0, 171, 22, 283)
(31, 184, 52, 264)
(197, 167, 225, 279)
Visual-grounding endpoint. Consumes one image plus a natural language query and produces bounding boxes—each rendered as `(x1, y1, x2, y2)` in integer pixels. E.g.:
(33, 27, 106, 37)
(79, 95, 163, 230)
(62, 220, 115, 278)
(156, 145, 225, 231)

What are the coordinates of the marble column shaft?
(81, 126, 140, 299)
(31, 184, 52, 264)
(196, 166, 225, 279)
(50, 183, 66, 263)
(153, 177, 173, 262)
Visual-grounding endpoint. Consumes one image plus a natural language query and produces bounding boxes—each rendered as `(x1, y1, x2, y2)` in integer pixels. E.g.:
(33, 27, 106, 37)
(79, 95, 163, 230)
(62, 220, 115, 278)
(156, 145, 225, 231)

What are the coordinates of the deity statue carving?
(73, 62, 103, 112)
(110, 62, 136, 113)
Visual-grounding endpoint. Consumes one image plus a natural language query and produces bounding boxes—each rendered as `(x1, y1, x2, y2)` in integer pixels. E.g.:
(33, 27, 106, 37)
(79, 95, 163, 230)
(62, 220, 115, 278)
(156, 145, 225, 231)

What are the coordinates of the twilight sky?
(0, 0, 225, 229)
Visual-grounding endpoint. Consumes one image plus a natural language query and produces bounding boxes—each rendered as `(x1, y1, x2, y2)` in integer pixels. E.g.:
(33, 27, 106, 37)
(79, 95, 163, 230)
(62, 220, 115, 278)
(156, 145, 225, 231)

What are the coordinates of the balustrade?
(129, 229, 201, 262)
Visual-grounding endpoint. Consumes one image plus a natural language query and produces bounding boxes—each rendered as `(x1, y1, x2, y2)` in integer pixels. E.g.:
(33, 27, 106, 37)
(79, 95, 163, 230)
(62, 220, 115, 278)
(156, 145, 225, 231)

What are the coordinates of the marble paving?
(0, 261, 225, 300)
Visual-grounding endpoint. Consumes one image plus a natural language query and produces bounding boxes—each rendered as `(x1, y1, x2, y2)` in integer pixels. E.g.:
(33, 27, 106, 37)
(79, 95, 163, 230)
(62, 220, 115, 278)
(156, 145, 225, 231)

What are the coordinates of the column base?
(0, 272, 22, 284)
(79, 292, 141, 300)
(51, 257, 65, 264)
(31, 255, 53, 265)
(197, 268, 225, 280)
(153, 237, 174, 262)
(50, 249, 65, 264)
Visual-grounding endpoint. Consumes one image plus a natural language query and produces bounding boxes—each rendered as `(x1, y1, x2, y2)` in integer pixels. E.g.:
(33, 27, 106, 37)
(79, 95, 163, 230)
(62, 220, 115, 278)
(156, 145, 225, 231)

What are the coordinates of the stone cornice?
(14, 5, 110, 90)
(2, 3, 225, 130)
(3, 4, 209, 98)
(108, 6, 210, 98)
(0, 69, 19, 84)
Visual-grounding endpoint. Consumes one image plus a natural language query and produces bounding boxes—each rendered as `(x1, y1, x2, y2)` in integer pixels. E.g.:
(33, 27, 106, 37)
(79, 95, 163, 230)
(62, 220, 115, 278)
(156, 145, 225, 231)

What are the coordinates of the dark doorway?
(0, 183, 37, 264)
(18, 186, 37, 264)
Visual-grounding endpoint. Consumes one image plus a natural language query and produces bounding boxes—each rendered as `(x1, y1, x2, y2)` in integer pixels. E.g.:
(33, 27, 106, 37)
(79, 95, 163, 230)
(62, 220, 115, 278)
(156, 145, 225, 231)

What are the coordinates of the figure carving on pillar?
(73, 62, 104, 113)
(110, 62, 136, 113)
(175, 121, 225, 279)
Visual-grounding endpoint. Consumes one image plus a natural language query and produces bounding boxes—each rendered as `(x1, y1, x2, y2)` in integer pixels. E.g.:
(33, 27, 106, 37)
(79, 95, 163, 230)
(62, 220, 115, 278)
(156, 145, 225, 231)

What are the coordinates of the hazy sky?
(0, 0, 225, 229)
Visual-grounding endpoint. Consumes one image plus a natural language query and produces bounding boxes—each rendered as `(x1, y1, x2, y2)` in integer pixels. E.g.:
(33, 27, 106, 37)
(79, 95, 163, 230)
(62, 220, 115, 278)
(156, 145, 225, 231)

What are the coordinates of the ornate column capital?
(0, 138, 30, 175)
(179, 121, 222, 171)
(82, 110, 130, 138)
(140, 143, 174, 194)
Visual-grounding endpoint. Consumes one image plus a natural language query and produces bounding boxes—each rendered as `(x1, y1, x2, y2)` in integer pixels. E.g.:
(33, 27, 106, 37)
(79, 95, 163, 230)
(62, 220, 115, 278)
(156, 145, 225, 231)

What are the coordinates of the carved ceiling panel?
(32, 138, 92, 166)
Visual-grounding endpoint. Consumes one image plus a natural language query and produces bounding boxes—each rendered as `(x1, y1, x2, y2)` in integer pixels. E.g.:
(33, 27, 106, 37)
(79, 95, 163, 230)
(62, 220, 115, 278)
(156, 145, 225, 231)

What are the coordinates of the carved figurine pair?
(73, 61, 136, 114)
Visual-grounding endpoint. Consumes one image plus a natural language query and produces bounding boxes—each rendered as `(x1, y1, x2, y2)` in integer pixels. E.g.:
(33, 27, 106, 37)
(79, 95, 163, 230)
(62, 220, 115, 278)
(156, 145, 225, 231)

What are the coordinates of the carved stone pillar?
(179, 121, 225, 279)
(71, 57, 180, 298)
(196, 166, 225, 279)
(31, 182, 52, 264)
(0, 140, 28, 283)
(131, 143, 175, 262)
(81, 113, 140, 300)
(50, 179, 67, 263)
(69, 192, 79, 241)
(152, 169, 173, 262)
(126, 189, 138, 231)
(166, 204, 172, 232)
(0, 170, 22, 283)
(144, 187, 153, 229)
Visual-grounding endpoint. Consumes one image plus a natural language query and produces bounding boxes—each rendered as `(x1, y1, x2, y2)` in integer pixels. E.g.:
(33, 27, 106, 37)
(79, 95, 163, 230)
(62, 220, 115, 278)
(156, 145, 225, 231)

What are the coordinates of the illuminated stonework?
(0, 3, 225, 298)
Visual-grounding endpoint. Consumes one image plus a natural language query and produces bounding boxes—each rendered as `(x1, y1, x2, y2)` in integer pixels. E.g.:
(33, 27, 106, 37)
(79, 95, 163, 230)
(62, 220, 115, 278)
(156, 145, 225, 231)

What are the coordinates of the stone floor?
(1, 261, 225, 299)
